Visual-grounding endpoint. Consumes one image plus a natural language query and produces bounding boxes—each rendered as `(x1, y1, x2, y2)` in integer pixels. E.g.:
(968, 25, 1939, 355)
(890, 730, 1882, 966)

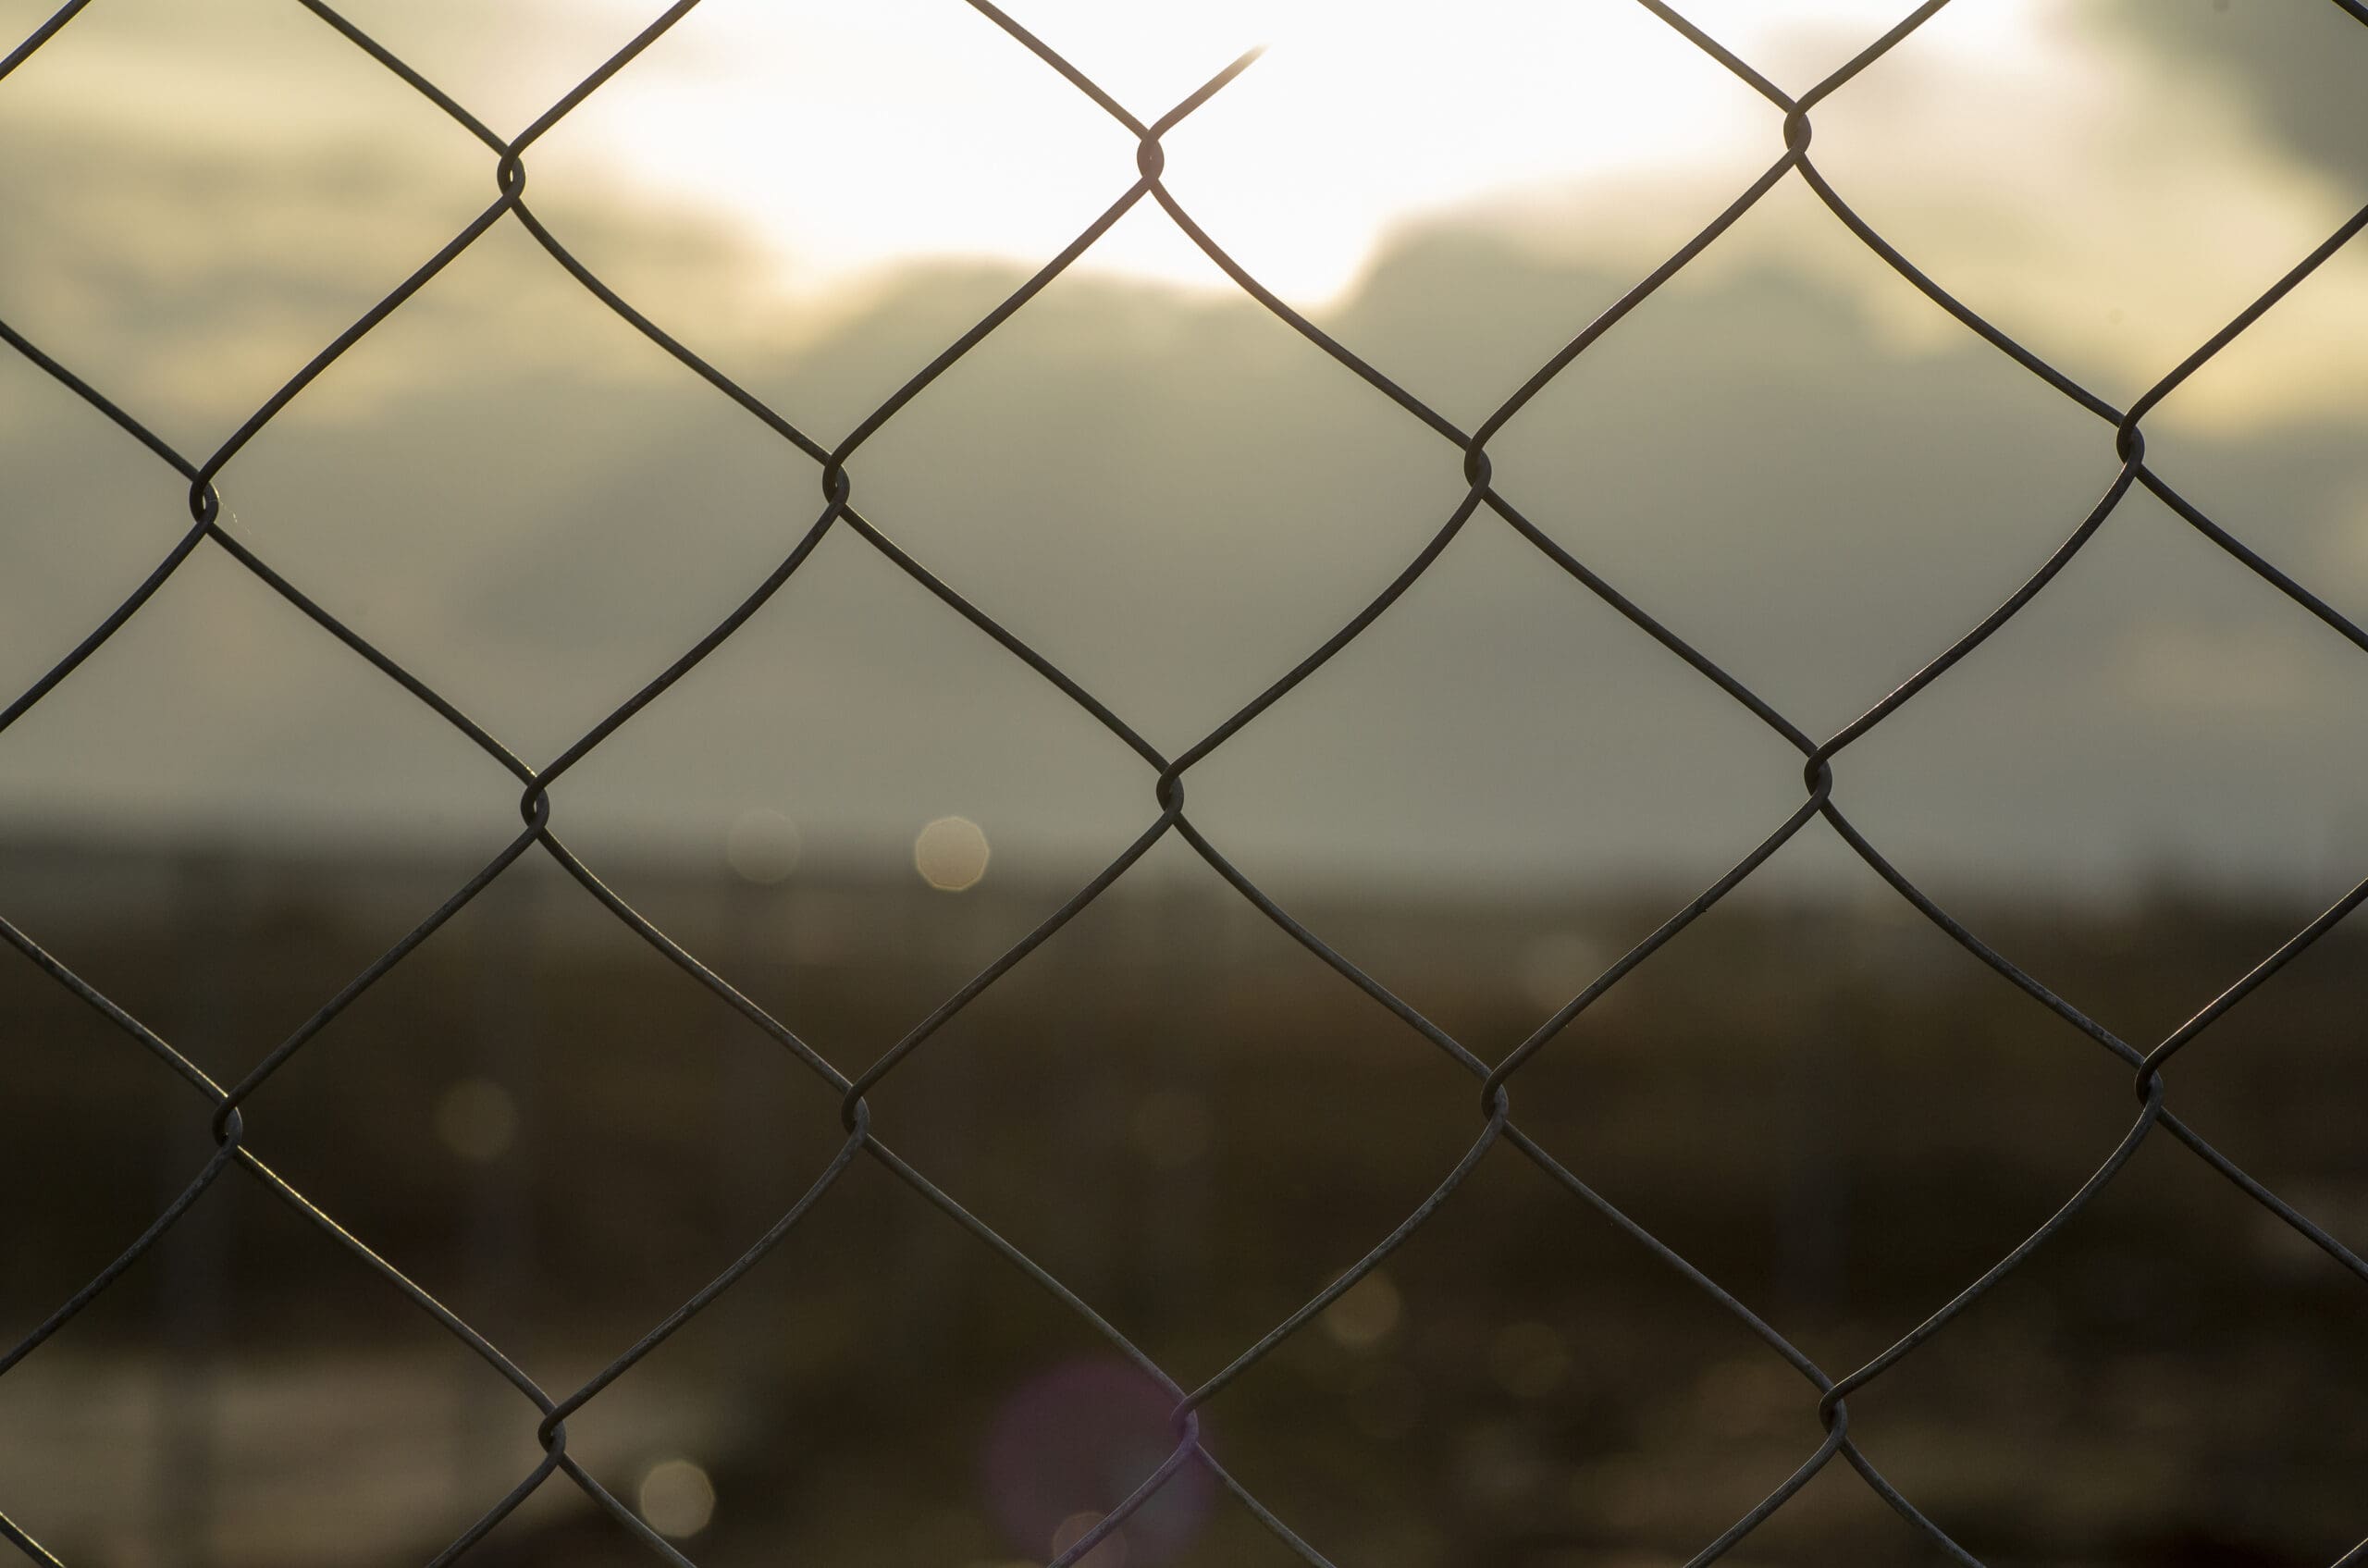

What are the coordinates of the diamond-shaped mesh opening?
(1501, 829, 2138, 1319)
(1488, 178, 2114, 735)
(216, 866, 843, 1360)
(541, 1164, 1190, 1568)
(844, 835, 1483, 1362)
(214, 219, 832, 759)
(1181, 510, 1801, 935)
(1844, 484, 2368, 902)
(1195, 1147, 1838, 1567)
(848, 204, 1474, 747)
(548, 522, 1154, 996)
(0, 548, 524, 1062)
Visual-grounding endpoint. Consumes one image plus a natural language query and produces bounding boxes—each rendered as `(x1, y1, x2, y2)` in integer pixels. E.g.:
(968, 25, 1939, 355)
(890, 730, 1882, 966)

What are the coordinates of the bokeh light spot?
(982, 1360, 1211, 1564)
(915, 815, 990, 892)
(638, 1458, 716, 1539)
(1321, 1270, 1402, 1352)
(725, 807, 802, 883)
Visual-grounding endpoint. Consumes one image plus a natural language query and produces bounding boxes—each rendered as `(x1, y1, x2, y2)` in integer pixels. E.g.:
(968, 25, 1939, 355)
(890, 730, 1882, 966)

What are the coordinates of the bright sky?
(489, 0, 2364, 430)
(560, 0, 2046, 304)
(4, 0, 2363, 426)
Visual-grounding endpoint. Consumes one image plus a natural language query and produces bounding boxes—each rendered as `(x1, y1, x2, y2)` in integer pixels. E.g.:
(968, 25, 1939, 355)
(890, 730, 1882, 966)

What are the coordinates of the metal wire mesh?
(5, 1, 2368, 1563)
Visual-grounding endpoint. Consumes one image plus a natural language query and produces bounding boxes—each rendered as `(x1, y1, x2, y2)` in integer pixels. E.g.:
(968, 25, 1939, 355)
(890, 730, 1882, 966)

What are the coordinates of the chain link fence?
(5, 1, 2368, 1564)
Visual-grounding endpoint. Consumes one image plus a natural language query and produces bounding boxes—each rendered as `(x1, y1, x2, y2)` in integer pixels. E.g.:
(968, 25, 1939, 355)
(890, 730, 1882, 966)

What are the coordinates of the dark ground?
(2, 836, 2363, 1568)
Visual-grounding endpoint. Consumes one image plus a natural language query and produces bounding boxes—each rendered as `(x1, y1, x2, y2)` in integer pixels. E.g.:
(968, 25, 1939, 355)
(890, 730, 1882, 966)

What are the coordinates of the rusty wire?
(6, 1, 2368, 1564)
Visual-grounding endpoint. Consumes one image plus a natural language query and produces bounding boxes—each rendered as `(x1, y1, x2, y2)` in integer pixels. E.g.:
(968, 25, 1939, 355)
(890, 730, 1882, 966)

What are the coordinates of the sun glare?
(561, 1, 2049, 309)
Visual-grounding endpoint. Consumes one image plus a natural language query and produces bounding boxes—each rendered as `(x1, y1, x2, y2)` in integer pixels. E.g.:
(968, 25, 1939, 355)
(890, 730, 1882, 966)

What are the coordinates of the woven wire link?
(5, 1, 2368, 1563)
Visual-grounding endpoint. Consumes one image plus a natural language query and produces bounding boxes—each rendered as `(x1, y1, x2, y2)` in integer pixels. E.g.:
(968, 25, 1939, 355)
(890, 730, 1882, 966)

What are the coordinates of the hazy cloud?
(6, 1, 2367, 905)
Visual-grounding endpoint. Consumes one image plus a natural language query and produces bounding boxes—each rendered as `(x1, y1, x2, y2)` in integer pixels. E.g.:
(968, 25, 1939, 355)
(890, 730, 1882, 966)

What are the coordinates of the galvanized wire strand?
(4, 0, 2367, 1562)
(0, 0, 90, 82)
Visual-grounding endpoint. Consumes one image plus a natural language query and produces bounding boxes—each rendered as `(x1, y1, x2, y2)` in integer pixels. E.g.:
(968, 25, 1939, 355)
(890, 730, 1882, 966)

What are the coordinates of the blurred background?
(3, 1, 2367, 1563)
